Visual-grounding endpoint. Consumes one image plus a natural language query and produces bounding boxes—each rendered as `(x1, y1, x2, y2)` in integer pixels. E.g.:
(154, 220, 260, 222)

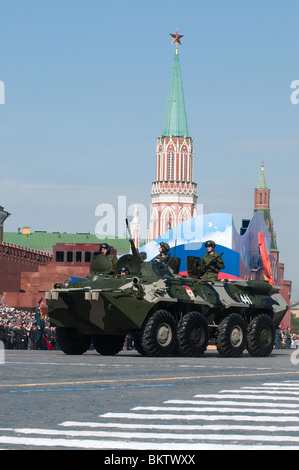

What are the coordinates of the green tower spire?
(254, 164, 278, 253)
(256, 163, 268, 189)
(161, 31, 189, 137)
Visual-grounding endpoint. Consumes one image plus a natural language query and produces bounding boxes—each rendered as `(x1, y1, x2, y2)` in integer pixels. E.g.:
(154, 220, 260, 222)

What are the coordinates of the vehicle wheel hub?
(157, 323, 172, 346)
(230, 326, 243, 347)
(260, 327, 271, 346)
(190, 327, 201, 345)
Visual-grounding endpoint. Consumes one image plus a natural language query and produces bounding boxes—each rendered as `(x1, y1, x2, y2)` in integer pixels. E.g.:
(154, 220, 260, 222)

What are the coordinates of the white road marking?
(8, 427, 299, 444)
(219, 389, 299, 395)
(59, 421, 299, 433)
(101, 412, 299, 422)
(194, 393, 299, 401)
(0, 435, 298, 450)
(131, 405, 299, 414)
(166, 399, 299, 408)
(2, 380, 299, 449)
(132, 406, 299, 416)
(242, 386, 299, 391)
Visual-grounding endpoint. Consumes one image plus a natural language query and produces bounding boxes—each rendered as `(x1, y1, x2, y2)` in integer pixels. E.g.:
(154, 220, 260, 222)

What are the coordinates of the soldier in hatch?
(201, 240, 225, 281)
(119, 267, 130, 276)
(154, 242, 171, 265)
(99, 243, 118, 274)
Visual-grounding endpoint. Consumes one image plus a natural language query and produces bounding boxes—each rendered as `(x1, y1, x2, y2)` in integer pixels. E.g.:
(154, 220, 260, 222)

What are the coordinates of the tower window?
(260, 192, 262, 204)
(181, 152, 186, 181)
(168, 151, 174, 180)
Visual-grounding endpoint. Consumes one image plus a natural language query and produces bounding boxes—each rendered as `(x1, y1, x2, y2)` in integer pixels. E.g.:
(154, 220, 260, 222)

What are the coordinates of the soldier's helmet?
(205, 240, 216, 248)
(159, 242, 170, 253)
(99, 243, 111, 254)
(119, 267, 130, 275)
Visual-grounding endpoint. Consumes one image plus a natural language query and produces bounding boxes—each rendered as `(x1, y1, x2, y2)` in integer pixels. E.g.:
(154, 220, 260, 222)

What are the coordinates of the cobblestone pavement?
(1, 348, 299, 450)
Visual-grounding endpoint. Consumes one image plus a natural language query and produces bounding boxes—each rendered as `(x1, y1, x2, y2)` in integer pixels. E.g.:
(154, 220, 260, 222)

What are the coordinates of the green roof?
(161, 52, 189, 137)
(256, 164, 268, 189)
(2, 231, 131, 253)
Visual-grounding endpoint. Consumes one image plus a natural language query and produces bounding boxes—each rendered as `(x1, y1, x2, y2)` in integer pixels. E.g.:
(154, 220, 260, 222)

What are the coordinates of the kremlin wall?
(0, 233, 127, 309)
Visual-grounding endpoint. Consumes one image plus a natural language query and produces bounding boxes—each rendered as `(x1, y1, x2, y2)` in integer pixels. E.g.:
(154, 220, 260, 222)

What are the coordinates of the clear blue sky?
(0, 0, 298, 299)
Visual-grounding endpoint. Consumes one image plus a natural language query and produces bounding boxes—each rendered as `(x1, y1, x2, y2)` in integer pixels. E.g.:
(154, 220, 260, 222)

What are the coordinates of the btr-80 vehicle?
(45, 243, 289, 358)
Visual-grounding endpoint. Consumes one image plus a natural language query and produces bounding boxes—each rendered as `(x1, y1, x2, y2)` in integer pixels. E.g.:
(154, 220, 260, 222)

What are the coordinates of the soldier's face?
(207, 246, 213, 253)
(101, 248, 108, 255)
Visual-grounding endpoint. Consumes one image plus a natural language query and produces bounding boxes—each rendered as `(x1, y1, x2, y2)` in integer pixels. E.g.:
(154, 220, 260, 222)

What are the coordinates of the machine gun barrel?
(198, 252, 224, 277)
(125, 218, 139, 258)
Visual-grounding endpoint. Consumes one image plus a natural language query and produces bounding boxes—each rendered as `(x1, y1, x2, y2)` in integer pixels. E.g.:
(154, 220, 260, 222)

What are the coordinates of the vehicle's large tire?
(133, 335, 147, 356)
(56, 327, 91, 355)
(141, 309, 177, 357)
(247, 314, 275, 357)
(216, 313, 247, 357)
(177, 311, 209, 357)
(92, 334, 125, 355)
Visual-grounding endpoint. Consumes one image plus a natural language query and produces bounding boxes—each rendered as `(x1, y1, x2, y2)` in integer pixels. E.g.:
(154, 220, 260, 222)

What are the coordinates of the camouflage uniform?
(99, 244, 118, 274)
(201, 240, 225, 281)
(201, 252, 225, 281)
(154, 253, 171, 265)
(107, 254, 118, 274)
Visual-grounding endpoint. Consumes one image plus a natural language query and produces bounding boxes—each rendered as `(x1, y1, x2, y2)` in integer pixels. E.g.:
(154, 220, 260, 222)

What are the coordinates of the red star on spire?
(170, 29, 184, 46)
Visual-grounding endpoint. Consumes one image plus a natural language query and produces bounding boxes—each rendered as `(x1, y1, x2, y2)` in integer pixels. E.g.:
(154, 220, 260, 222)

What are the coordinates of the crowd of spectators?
(274, 327, 299, 349)
(1, 302, 299, 352)
(0, 306, 57, 350)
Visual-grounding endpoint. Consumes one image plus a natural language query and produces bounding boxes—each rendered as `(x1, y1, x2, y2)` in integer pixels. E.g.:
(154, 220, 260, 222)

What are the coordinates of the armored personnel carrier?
(45, 248, 289, 358)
